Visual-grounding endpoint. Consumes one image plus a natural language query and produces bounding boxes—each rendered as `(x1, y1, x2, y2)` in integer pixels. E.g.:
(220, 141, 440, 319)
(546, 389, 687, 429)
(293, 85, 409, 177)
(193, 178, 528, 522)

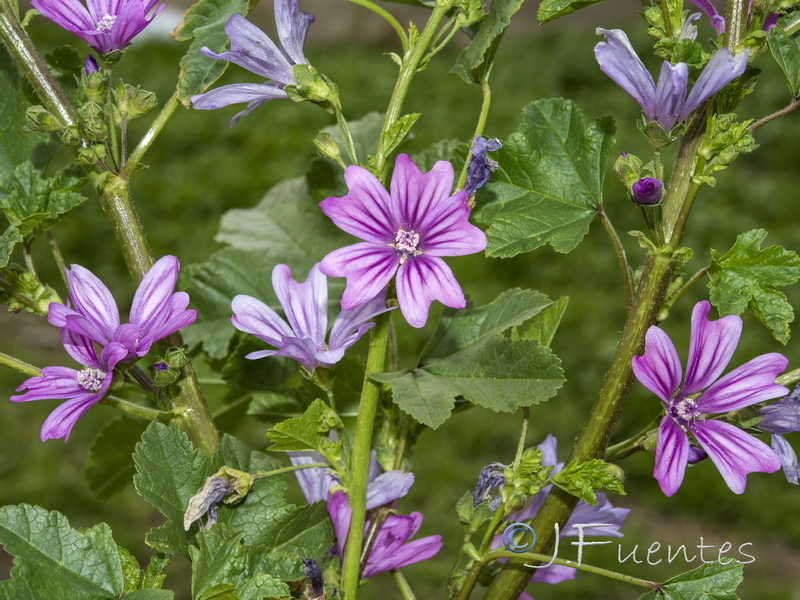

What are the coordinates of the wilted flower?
(190, 0, 314, 125)
(183, 476, 234, 531)
(301, 558, 325, 599)
(473, 461, 505, 510)
(770, 434, 799, 484)
(32, 0, 165, 55)
(11, 339, 127, 441)
(757, 385, 800, 434)
(231, 263, 392, 372)
(48, 255, 196, 363)
(320, 153, 487, 328)
(632, 300, 786, 496)
(463, 136, 502, 198)
(594, 28, 748, 132)
(631, 177, 663, 204)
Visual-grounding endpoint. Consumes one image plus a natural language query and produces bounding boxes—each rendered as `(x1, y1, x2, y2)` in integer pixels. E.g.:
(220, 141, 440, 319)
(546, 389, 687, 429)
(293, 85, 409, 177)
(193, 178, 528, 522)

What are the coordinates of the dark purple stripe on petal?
(698, 352, 789, 413)
(653, 417, 689, 496)
(683, 300, 742, 394)
(632, 326, 682, 403)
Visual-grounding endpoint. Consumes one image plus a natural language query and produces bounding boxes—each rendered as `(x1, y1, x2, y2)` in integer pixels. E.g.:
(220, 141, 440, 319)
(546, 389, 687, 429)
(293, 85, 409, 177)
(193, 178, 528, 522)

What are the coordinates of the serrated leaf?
(87, 417, 148, 499)
(373, 289, 565, 428)
(708, 229, 800, 344)
(0, 226, 23, 268)
(142, 554, 171, 590)
(127, 591, 175, 599)
(538, 0, 607, 23)
(379, 113, 420, 159)
(516, 296, 569, 347)
(769, 26, 800, 96)
(452, 0, 525, 84)
(267, 398, 343, 451)
(638, 561, 743, 600)
(474, 99, 615, 258)
(551, 459, 625, 505)
(174, 0, 251, 105)
(0, 505, 123, 598)
(410, 139, 467, 172)
(118, 545, 142, 592)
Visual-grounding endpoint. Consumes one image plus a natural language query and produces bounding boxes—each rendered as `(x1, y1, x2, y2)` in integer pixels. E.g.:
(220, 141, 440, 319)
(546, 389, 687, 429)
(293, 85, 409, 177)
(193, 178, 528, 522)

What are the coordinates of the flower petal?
(770, 434, 799, 484)
(691, 420, 780, 494)
(231, 294, 294, 347)
(697, 352, 789, 413)
(531, 563, 577, 585)
(319, 166, 395, 243)
(32, 0, 94, 33)
(654, 61, 689, 131)
(328, 291, 392, 351)
(272, 264, 327, 344)
(39, 393, 100, 442)
(366, 471, 415, 509)
(191, 83, 288, 111)
(362, 513, 442, 577)
(274, 0, 313, 65)
(130, 255, 179, 331)
(395, 256, 465, 328)
(680, 48, 748, 122)
(654, 417, 689, 497)
(60, 328, 102, 369)
(288, 451, 338, 503)
(65, 264, 120, 338)
(594, 28, 657, 121)
(564, 494, 629, 538)
(683, 300, 742, 394)
(757, 389, 800, 434)
(11, 367, 84, 402)
(327, 490, 350, 557)
(632, 325, 682, 403)
(274, 335, 321, 371)
(419, 191, 487, 257)
(389, 155, 455, 230)
(320, 243, 398, 310)
(687, 0, 726, 35)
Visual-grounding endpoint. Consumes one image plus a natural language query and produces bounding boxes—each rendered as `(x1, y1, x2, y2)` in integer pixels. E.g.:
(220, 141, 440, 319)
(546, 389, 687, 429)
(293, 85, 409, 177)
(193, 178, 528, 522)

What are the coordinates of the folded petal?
(231, 294, 294, 347)
(65, 264, 120, 338)
(328, 291, 392, 351)
(362, 512, 442, 577)
(327, 490, 351, 557)
(39, 393, 101, 441)
(319, 166, 395, 243)
(60, 328, 102, 369)
(272, 264, 328, 343)
(531, 563, 577, 585)
(130, 255, 179, 331)
(632, 326, 682, 403)
(683, 300, 742, 394)
(289, 451, 338, 503)
(691, 420, 780, 494)
(396, 256, 465, 328)
(770, 434, 799, 484)
(274, 0, 313, 65)
(49, 304, 109, 346)
(366, 471, 415, 509)
(390, 155, 455, 230)
(654, 417, 689, 496)
(757, 389, 800, 434)
(191, 82, 288, 111)
(31, 0, 94, 32)
(595, 28, 657, 121)
(143, 292, 196, 343)
(274, 335, 320, 371)
(654, 61, 689, 131)
(697, 352, 789, 413)
(320, 243, 398, 311)
(688, 0, 726, 35)
(564, 494, 629, 538)
(680, 48, 748, 122)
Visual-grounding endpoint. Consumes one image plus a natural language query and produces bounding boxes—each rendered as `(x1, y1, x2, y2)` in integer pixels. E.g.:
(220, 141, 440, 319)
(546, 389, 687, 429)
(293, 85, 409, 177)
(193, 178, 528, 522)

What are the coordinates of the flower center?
(674, 397, 702, 421)
(76, 368, 106, 392)
(392, 228, 422, 262)
(96, 14, 116, 33)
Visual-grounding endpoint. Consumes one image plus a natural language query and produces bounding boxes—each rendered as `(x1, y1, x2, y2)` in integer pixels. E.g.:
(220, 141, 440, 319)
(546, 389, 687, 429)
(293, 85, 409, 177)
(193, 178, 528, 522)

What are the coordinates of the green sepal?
(285, 64, 339, 113)
(455, 490, 495, 533)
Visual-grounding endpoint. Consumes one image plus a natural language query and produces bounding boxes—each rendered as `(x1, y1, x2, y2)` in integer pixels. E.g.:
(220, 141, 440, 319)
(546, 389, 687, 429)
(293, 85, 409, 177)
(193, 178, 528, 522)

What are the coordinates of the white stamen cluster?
(392, 228, 422, 262)
(96, 14, 117, 33)
(76, 368, 106, 392)
(675, 397, 701, 421)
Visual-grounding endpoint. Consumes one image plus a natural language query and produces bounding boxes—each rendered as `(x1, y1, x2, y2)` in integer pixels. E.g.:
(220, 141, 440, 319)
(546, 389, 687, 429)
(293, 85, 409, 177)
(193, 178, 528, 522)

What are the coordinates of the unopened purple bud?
(154, 361, 169, 372)
(687, 445, 708, 463)
(302, 558, 325, 598)
(85, 55, 98, 76)
(621, 152, 629, 158)
(631, 177, 663, 205)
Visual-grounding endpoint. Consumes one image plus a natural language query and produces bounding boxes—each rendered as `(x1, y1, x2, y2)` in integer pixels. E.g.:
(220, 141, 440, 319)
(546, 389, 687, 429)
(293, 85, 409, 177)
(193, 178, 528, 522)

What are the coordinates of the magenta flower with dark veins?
(191, 0, 314, 125)
(631, 177, 663, 205)
(595, 28, 747, 131)
(32, 0, 165, 55)
(232, 263, 392, 372)
(320, 154, 487, 328)
(48, 255, 196, 363)
(633, 300, 787, 496)
(12, 338, 127, 441)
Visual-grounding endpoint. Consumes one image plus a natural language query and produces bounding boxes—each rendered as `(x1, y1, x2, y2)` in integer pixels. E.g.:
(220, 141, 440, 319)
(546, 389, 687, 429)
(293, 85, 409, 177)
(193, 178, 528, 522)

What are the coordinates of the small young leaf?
(86, 417, 148, 499)
(538, 0, 607, 23)
(0, 226, 23, 268)
(267, 398, 343, 452)
(708, 229, 800, 344)
(551, 459, 626, 505)
(377, 113, 420, 162)
(638, 561, 744, 600)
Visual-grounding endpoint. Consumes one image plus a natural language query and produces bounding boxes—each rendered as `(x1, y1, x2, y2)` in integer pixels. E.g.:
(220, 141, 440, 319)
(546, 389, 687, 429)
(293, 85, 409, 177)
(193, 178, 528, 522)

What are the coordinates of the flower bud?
(631, 177, 663, 205)
(25, 105, 64, 133)
(84, 55, 99, 76)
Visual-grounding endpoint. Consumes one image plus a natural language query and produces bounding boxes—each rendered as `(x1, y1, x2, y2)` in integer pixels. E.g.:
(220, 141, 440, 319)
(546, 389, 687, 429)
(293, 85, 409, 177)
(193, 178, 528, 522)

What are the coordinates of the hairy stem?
(121, 91, 179, 178)
(102, 395, 172, 421)
(0, 351, 39, 377)
(748, 97, 800, 132)
(391, 569, 418, 600)
(599, 206, 633, 312)
(724, 0, 749, 50)
(457, 77, 492, 191)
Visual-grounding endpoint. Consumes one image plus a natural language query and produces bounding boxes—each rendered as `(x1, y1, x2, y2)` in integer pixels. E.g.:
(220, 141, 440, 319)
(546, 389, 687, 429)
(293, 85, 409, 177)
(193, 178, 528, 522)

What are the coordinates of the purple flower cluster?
(633, 301, 786, 495)
(12, 256, 195, 441)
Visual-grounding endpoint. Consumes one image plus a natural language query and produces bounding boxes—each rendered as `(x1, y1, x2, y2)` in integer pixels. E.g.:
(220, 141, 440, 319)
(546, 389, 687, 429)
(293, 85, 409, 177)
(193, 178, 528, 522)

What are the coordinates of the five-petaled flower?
(632, 300, 787, 496)
(319, 154, 487, 328)
(32, 0, 165, 55)
(594, 28, 748, 132)
(190, 0, 314, 125)
(48, 255, 196, 364)
(231, 263, 392, 372)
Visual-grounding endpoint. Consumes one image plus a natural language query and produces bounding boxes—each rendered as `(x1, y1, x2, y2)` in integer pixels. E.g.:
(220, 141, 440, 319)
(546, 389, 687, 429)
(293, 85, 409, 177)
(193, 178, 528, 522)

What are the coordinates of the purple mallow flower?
(493, 435, 628, 596)
(464, 136, 502, 198)
(595, 28, 748, 132)
(32, 0, 165, 55)
(12, 339, 127, 441)
(190, 0, 314, 126)
(231, 263, 392, 372)
(48, 255, 196, 363)
(688, 0, 779, 35)
(632, 177, 663, 204)
(632, 300, 786, 496)
(319, 154, 487, 328)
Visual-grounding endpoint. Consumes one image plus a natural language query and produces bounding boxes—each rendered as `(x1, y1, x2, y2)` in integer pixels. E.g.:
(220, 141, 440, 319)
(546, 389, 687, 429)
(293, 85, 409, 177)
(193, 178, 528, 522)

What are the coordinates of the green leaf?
(538, 0, 607, 23)
(474, 99, 615, 258)
(769, 26, 800, 96)
(127, 591, 175, 599)
(373, 113, 420, 165)
(373, 289, 565, 428)
(551, 459, 625, 505)
(708, 229, 800, 344)
(411, 139, 467, 172)
(267, 398, 343, 451)
(141, 554, 171, 590)
(0, 162, 88, 241)
(87, 417, 148, 499)
(0, 226, 23, 268)
(452, 0, 525, 84)
(174, 0, 252, 105)
(0, 504, 123, 598)
(638, 561, 743, 600)
(515, 296, 569, 347)
(0, 262, 61, 313)
(119, 545, 142, 592)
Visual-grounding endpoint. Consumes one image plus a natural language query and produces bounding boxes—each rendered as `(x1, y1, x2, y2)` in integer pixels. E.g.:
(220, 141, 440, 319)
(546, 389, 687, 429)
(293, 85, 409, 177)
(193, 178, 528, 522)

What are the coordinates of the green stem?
(777, 368, 800, 387)
(335, 106, 359, 166)
(478, 505, 506, 555)
(341, 313, 390, 599)
(0, 351, 39, 377)
(346, 0, 408, 52)
(457, 77, 492, 191)
(374, 1, 455, 179)
(101, 395, 172, 421)
(253, 462, 329, 480)
(724, 0, 749, 50)
(121, 91, 179, 179)
(391, 569, 418, 600)
(664, 266, 708, 312)
(604, 415, 661, 462)
(598, 206, 633, 312)
(47, 231, 69, 287)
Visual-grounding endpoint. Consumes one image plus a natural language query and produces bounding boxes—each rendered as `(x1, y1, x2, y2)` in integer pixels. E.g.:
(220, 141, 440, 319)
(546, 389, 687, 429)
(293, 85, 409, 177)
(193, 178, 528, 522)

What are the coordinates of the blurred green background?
(2, 2, 800, 599)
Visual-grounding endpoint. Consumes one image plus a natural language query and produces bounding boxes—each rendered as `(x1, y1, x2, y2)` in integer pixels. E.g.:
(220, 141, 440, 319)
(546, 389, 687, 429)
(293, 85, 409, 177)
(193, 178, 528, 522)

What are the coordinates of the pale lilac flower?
(632, 177, 663, 204)
(632, 300, 786, 496)
(48, 255, 196, 363)
(770, 434, 799, 484)
(493, 435, 628, 594)
(464, 136, 502, 197)
(231, 263, 392, 372)
(11, 339, 127, 441)
(183, 476, 235, 531)
(688, 0, 779, 34)
(320, 154, 487, 328)
(757, 385, 800, 434)
(595, 28, 748, 131)
(32, 0, 165, 55)
(190, 0, 314, 126)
